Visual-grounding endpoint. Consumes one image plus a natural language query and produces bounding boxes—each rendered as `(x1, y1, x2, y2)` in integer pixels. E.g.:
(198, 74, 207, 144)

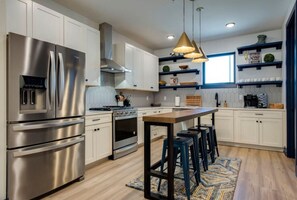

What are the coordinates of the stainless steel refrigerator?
(6, 33, 86, 200)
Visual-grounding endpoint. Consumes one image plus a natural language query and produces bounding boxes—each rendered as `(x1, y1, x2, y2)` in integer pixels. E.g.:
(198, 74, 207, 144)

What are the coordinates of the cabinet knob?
(260, 121, 262, 123)
(133, 85, 137, 87)
(150, 87, 154, 89)
(85, 79, 88, 82)
(256, 121, 259, 123)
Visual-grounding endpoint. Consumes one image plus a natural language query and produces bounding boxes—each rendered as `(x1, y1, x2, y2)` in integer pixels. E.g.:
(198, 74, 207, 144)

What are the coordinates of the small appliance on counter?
(257, 93, 268, 108)
(244, 94, 258, 108)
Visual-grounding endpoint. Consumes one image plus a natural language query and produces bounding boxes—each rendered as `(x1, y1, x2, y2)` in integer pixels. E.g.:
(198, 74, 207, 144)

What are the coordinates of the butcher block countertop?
(143, 107, 218, 124)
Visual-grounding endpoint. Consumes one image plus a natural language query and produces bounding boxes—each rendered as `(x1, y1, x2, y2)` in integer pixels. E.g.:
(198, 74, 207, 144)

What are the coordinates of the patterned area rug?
(126, 157, 241, 200)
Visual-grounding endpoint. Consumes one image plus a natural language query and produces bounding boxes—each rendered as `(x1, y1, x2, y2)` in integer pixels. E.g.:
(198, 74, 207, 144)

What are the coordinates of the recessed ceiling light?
(226, 22, 235, 28)
(167, 35, 175, 40)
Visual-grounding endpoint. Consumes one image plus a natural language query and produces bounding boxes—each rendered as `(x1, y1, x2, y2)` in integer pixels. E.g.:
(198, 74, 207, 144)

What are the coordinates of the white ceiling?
(53, 0, 294, 50)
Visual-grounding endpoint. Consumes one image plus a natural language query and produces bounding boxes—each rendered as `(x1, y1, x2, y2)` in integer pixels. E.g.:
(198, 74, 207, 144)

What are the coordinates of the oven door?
(114, 115, 137, 150)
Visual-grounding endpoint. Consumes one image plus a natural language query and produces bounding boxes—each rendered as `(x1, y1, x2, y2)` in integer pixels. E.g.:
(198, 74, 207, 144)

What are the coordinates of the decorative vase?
(257, 35, 267, 44)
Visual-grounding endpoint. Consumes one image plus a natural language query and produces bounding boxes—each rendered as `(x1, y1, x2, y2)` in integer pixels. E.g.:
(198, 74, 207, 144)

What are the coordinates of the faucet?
(215, 93, 221, 107)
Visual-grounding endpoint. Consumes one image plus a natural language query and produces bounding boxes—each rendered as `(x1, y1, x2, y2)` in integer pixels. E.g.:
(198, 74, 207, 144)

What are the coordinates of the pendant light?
(193, 7, 208, 63)
(173, 0, 195, 54)
(184, 0, 203, 59)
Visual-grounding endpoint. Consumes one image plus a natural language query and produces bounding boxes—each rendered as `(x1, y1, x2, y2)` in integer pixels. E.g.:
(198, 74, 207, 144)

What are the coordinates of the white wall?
(154, 29, 284, 107)
(0, 0, 6, 199)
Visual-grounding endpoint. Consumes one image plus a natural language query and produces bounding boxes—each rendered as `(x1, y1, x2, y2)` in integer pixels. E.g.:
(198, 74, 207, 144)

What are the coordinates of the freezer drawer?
(7, 117, 85, 149)
(7, 136, 85, 200)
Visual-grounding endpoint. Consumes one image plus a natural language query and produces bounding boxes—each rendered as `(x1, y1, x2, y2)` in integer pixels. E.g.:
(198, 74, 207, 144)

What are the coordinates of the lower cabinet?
(137, 108, 172, 144)
(234, 111, 283, 148)
(200, 110, 234, 143)
(85, 114, 112, 165)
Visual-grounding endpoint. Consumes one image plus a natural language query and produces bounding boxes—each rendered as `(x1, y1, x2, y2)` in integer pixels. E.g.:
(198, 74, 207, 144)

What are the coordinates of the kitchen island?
(143, 108, 218, 200)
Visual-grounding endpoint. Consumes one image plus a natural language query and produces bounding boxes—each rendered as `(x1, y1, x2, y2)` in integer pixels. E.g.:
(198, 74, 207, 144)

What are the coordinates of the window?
(202, 52, 236, 88)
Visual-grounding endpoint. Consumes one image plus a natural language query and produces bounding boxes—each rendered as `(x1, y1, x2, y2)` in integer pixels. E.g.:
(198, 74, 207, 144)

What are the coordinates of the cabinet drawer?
(86, 114, 112, 126)
(138, 110, 154, 117)
(236, 111, 282, 119)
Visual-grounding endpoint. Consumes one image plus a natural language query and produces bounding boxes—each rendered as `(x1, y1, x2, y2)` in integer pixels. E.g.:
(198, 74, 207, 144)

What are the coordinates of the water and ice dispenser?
(20, 76, 47, 113)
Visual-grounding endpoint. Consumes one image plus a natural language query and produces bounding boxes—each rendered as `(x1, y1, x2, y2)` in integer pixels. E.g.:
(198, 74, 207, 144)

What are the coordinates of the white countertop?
(85, 110, 113, 116)
(135, 106, 285, 112)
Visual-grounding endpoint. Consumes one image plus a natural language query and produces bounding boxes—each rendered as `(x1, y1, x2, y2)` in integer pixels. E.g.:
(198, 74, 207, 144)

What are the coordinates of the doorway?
(286, 3, 297, 175)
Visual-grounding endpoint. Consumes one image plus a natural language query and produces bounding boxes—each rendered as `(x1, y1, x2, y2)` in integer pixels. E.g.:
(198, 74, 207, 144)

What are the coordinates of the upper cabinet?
(85, 27, 101, 87)
(64, 16, 86, 52)
(6, 0, 32, 36)
(6, 0, 101, 87)
(114, 43, 159, 92)
(32, 2, 64, 45)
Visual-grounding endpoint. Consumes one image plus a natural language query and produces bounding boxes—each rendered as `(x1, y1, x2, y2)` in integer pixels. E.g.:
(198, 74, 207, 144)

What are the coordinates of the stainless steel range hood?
(99, 23, 131, 73)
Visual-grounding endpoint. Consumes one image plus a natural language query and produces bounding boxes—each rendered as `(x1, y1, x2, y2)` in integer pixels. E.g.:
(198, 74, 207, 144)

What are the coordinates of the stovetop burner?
(89, 106, 134, 111)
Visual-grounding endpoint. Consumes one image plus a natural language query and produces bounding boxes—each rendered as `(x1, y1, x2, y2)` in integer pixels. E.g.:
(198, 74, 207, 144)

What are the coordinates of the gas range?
(89, 106, 137, 117)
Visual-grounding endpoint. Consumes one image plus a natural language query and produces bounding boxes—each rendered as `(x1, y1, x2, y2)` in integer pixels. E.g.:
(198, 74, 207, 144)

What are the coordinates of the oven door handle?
(13, 137, 84, 157)
(115, 115, 137, 120)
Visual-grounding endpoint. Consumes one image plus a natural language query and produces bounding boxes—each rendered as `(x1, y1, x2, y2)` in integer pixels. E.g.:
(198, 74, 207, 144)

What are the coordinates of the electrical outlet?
(164, 96, 167, 101)
(146, 96, 149, 101)
(239, 95, 243, 100)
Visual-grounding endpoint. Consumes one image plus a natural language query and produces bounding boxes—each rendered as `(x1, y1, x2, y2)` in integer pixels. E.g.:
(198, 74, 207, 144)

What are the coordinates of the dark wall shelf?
(159, 85, 200, 90)
(237, 81, 282, 88)
(237, 41, 282, 54)
(159, 55, 188, 62)
(237, 61, 283, 71)
(159, 69, 199, 76)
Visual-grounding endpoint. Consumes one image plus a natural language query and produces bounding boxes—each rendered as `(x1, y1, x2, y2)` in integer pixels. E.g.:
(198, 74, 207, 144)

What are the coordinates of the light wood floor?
(44, 140, 297, 200)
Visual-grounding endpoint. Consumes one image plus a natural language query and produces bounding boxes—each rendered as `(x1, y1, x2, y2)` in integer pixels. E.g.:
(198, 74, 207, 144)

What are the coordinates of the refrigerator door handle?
(12, 118, 84, 131)
(48, 51, 55, 110)
(58, 52, 65, 109)
(13, 136, 84, 157)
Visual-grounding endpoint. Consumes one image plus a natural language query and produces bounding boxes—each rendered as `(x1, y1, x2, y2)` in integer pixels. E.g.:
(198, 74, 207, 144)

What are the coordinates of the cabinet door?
(6, 0, 32, 36)
(143, 52, 158, 91)
(97, 122, 112, 159)
(32, 2, 63, 45)
(123, 44, 134, 87)
(259, 118, 283, 147)
(216, 116, 234, 142)
(85, 27, 100, 86)
(137, 118, 144, 144)
(237, 117, 259, 145)
(85, 128, 97, 165)
(64, 16, 86, 52)
(132, 47, 144, 89)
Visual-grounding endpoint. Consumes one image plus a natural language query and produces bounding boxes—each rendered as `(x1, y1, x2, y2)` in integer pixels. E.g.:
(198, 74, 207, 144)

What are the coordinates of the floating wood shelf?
(237, 61, 283, 71)
(159, 55, 188, 62)
(237, 41, 282, 54)
(159, 69, 199, 76)
(159, 85, 200, 90)
(237, 81, 282, 88)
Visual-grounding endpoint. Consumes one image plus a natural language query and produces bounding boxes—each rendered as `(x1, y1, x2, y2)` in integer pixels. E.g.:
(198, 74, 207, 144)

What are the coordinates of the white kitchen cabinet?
(6, 0, 32, 36)
(143, 52, 158, 91)
(200, 110, 234, 142)
(235, 111, 283, 147)
(236, 117, 259, 144)
(115, 43, 159, 91)
(85, 27, 100, 86)
(85, 114, 112, 165)
(259, 118, 283, 147)
(32, 2, 63, 45)
(137, 108, 172, 144)
(64, 16, 86, 52)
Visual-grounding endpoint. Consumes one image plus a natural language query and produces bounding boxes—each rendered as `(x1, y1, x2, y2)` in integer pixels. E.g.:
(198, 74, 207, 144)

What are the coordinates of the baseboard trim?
(218, 141, 283, 152)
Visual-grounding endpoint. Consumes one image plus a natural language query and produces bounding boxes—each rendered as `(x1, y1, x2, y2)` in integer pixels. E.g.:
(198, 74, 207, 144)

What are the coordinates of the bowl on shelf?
(179, 65, 189, 70)
(159, 80, 167, 86)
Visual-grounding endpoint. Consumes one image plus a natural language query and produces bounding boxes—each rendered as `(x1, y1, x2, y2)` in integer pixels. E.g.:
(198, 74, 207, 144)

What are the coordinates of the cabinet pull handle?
(92, 119, 101, 122)
(260, 121, 262, 123)
(256, 121, 259, 123)
(255, 113, 263, 116)
(150, 87, 154, 89)
(133, 85, 137, 87)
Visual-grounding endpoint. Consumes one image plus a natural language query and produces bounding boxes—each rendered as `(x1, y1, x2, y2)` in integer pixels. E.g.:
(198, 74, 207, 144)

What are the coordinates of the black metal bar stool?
(158, 136, 200, 200)
(200, 124, 219, 157)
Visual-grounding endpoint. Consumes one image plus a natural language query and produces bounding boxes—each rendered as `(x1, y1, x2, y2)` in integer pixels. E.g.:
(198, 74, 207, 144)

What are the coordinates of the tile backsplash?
(86, 72, 154, 109)
(153, 86, 282, 108)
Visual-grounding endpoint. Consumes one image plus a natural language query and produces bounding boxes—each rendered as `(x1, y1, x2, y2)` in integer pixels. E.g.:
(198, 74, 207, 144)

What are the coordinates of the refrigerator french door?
(6, 33, 86, 200)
